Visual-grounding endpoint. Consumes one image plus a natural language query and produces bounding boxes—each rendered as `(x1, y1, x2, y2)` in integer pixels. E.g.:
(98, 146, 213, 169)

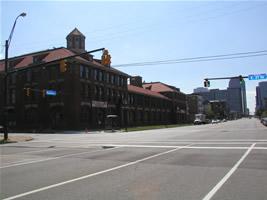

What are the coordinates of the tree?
(205, 104, 215, 119)
(262, 110, 267, 118)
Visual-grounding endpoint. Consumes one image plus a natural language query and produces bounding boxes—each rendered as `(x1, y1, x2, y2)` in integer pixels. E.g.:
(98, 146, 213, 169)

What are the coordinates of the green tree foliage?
(205, 104, 215, 119)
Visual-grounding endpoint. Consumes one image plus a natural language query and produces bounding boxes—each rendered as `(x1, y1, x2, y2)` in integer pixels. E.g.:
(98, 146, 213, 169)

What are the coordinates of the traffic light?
(42, 89, 46, 98)
(204, 79, 210, 87)
(26, 88, 31, 96)
(239, 75, 244, 85)
(59, 60, 67, 72)
(101, 49, 111, 66)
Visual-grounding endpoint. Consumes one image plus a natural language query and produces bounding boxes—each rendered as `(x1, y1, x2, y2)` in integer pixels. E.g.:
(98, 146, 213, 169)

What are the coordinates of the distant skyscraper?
(227, 78, 247, 115)
(256, 81, 267, 111)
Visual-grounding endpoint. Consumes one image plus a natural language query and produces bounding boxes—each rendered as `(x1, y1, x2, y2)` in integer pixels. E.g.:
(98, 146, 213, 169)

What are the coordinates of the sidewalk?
(0, 135, 33, 144)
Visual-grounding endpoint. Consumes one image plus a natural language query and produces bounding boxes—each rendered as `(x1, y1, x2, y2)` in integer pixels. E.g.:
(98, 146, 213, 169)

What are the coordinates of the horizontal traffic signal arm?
(4, 48, 105, 76)
(204, 75, 248, 81)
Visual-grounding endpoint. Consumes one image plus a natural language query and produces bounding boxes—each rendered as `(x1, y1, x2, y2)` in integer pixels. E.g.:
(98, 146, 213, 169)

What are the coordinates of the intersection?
(1, 118, 267, 200)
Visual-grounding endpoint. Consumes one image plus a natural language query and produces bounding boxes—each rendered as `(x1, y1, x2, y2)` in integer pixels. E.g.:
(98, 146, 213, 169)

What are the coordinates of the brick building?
(0, 28, 188, 131)
(143, 82, 187, 123)
(127, 77, 172, 127)
(0, 28, 129, 130)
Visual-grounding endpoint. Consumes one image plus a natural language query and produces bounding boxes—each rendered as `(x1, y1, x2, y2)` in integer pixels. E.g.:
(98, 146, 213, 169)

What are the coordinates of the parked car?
(211, 119, 220, 124)
(261, 118, 267, 126)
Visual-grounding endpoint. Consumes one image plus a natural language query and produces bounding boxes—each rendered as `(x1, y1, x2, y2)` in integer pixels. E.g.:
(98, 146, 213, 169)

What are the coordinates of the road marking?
(27, 139, 267, 144)
(202, 143, 256, 200)
(99, 144, 267, 150)
(0, 147, 68, 156)
(2, 144, 192, 200)
(0, 147, 121, 169)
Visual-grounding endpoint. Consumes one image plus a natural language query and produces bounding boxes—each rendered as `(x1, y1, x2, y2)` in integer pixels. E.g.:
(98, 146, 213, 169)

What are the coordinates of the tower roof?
(66, 28, 85, 38)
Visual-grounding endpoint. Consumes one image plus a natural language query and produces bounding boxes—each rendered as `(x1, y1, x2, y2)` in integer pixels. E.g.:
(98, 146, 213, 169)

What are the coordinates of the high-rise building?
(227, 78, 247, 115)
(256, 81, 267, 111)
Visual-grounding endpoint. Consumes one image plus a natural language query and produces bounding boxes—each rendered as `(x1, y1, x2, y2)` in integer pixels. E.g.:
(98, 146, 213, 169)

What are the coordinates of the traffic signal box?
(101, 49, 111, 66)
(59, 60, 67, 72)
(42, 89, 46, 98)
(239, 75, 244, 85)
(25, 88, 31, 96)
(204, 79, 210, 87)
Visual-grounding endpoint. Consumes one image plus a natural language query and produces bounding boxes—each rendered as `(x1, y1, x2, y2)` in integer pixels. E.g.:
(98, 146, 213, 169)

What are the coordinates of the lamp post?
(3, 12, 26, 141)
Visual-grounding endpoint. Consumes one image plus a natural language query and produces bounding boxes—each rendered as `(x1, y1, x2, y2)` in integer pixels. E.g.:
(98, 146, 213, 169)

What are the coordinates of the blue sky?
(1, 1, 267, 114)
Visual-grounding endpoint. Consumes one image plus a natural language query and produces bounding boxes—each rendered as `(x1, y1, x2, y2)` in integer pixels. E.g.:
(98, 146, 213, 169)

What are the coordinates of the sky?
(1, 0, 267, 114)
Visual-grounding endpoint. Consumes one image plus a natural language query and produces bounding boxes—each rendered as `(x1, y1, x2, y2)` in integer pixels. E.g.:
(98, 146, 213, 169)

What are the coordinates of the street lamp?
(3, 12, 26, 141)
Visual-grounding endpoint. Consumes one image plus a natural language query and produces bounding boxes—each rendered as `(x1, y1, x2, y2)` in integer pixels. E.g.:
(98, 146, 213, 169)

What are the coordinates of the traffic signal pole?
(203, 75, 248, 87)
(204, 75, 248, 81)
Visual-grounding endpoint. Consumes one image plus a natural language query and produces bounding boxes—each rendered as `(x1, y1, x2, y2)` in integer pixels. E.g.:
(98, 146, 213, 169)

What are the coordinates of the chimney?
(130, 76, 143, 87)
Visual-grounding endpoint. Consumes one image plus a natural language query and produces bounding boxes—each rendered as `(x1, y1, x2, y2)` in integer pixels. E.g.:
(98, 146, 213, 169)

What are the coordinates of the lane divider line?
(202, 143, 256, 200)
(0, 147, 122, 169)
(2, 144, 192, 200)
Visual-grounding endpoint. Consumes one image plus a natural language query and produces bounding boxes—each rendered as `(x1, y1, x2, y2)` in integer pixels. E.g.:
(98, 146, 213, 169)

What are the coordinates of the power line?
(113, 50, 267, 68)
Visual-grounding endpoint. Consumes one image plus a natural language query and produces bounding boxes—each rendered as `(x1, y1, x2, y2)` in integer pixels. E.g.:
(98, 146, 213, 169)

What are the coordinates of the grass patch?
(0, 139, 16, 144)
(0, 135, 33, 144)
(123, 124, 192, 132)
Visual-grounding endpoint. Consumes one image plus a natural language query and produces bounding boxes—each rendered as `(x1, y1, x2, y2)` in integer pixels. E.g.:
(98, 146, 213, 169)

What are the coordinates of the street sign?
(248, 73, 267, 81)
(46, 90, 57, 96)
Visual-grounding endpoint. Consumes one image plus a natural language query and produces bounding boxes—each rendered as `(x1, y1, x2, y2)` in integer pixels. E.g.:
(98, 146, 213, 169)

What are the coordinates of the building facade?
(256, 81, 267, 111)
(143, 82, 187, 123)
(227, 78, 248, 115)
(0, 29, 130, 130)
(0, 28, 188, 131)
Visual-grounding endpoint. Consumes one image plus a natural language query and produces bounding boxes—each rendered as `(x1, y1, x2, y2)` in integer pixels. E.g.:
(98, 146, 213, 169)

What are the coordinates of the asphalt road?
(0, 118, 267, 200)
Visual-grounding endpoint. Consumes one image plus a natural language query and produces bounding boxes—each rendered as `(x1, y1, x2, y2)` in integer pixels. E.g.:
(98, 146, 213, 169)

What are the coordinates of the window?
(110, 74, 114, 84)
(94, 85, 99, 100)
(87, 85, 91, 98)
(9, 73, 16, 85)
(26, 70, 32, 82)
(84, 84, 89, 98)
(99, 87, 104, 100)
(8, 89, 16, 104)
(49, 67, 57, 80)
(94, 69, 98, 80)
(85, 67, 90, 79)
(11, 89, 16, 104)
(99, 71, 103, 82)
(80, 65, 85, 78)
(114, 76, 118, 86)
(106, 73, 109, 83)
(120, 77, 124, 86)
(81, 83, 85, 96)
(75, 37, 79, 48)
(106, 88, 110, 100)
